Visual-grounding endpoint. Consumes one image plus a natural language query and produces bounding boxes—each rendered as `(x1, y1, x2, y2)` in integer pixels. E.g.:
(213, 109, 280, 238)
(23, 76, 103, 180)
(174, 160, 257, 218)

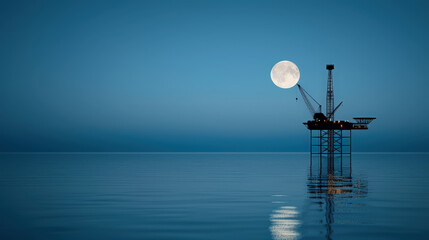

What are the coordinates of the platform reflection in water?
(305, 155, 368, 240)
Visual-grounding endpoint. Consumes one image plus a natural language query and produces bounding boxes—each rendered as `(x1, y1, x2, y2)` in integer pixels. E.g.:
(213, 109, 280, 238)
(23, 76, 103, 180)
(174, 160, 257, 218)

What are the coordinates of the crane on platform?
(297, 84, 343, 122)
(297, 84, 325, 121)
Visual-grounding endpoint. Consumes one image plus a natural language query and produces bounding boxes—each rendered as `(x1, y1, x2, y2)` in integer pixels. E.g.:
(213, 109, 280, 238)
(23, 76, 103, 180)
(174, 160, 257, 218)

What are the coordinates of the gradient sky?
(0, 0, 428, 152)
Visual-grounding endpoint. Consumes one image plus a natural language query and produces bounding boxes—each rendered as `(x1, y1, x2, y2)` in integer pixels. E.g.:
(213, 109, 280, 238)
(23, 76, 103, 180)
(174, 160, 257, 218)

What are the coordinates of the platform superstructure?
(298, 65, 375, 166)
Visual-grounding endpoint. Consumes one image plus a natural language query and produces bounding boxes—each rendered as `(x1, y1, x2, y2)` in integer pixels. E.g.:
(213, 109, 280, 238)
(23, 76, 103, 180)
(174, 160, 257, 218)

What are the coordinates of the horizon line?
(0, 151, 428, 155)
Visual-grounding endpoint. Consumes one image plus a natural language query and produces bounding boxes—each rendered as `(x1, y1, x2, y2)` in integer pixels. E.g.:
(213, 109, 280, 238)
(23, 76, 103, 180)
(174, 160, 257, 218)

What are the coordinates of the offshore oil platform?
(297, 64, 375, 167)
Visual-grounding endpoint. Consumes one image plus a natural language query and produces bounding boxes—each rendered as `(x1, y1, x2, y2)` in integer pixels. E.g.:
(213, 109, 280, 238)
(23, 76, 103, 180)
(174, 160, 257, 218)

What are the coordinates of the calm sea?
(0, 153, 428, 240)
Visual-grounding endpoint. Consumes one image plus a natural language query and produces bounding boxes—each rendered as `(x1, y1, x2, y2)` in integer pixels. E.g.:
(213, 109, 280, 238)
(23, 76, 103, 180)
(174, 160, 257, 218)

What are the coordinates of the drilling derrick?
(326, 64, 334, 121)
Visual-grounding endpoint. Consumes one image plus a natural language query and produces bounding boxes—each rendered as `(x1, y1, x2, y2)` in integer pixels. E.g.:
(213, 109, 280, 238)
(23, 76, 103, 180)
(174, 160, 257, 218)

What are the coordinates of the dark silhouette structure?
(307, 159, 368, 240)
(298, 64, 375, 168)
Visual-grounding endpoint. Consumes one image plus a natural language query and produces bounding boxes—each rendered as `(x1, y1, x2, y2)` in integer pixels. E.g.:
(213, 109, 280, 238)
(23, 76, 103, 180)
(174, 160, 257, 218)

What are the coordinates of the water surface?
(0, 153, 428, 239)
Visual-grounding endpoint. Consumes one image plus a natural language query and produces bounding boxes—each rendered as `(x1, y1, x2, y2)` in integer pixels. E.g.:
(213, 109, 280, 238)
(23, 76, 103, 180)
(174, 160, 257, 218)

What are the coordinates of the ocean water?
(0, 153, 428, 240)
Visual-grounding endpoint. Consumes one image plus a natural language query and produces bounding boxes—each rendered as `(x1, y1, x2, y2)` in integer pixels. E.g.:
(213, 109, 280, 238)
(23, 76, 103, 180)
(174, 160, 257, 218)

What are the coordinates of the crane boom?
(297, 84, 322, 117)
(327, 101, 343, 119)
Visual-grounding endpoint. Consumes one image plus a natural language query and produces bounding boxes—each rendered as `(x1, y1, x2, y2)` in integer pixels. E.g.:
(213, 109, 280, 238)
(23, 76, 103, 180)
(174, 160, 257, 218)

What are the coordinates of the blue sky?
(0, 0, 428, 152)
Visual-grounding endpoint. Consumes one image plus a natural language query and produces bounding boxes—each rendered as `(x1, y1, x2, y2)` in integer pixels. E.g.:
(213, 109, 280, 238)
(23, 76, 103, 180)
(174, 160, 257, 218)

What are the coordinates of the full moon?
(270, 61, 300, 89)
